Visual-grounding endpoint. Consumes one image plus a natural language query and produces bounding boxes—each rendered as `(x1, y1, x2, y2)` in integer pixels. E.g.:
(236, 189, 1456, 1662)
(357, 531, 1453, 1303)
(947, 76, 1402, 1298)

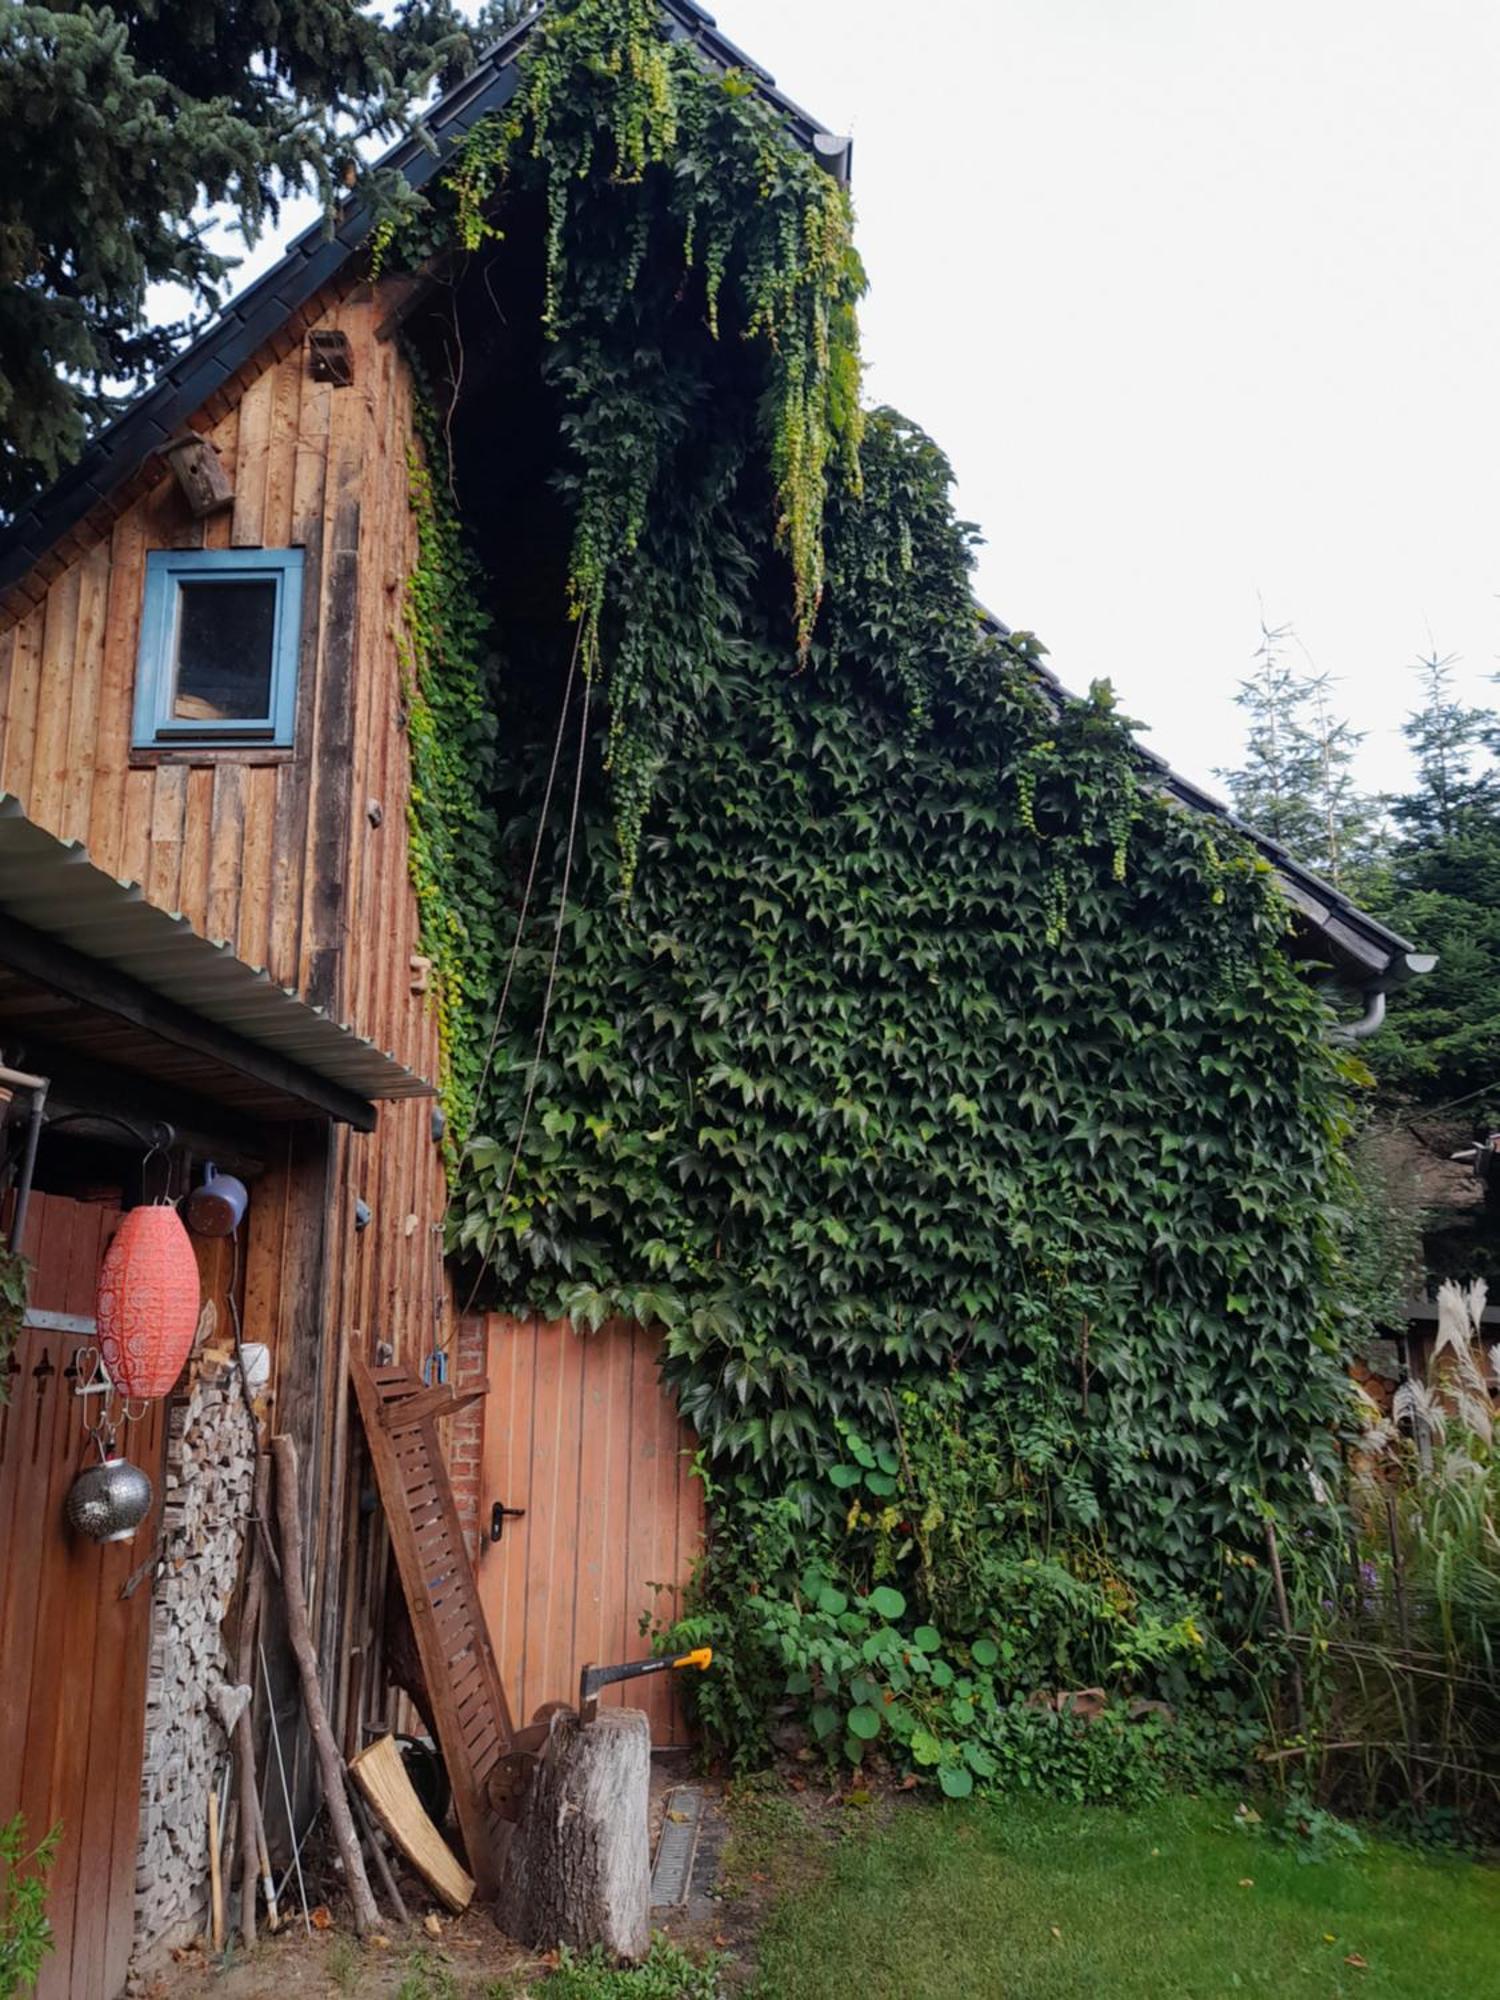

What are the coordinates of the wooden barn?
(0, 3, 1430, 1993)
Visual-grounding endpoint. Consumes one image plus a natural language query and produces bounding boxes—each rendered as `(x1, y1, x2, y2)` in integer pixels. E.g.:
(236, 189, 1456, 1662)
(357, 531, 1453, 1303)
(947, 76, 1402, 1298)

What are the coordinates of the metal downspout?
(1, 1062, 51, 1255)
(1335, 990, 1387, 1043)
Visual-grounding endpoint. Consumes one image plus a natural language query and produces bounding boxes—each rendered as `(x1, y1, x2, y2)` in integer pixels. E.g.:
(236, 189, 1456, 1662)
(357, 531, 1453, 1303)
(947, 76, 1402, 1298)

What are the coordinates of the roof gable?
(0, 2, 838, 616)
(0, 0, 1421, 992)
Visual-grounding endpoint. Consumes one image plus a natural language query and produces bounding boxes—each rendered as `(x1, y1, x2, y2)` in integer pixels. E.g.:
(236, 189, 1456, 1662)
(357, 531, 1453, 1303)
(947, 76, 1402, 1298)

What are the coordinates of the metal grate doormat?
(651, 1786, 706, 1909)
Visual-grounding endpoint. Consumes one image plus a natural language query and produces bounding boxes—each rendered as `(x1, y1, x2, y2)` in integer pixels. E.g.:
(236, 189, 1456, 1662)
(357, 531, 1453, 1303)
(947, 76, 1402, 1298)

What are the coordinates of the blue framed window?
(133, 548, 304, 749)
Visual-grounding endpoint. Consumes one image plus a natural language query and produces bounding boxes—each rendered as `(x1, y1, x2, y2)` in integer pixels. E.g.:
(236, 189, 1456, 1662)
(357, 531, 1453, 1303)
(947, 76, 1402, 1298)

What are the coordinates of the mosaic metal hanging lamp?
(65, 1450, 154, 1542)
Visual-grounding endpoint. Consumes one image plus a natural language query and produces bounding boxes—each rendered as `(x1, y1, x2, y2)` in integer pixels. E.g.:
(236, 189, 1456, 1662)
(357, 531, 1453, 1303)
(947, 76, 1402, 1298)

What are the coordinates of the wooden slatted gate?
(351, 1353, 513, 1897)
(0, 1192, 166, 2000)
(477, 1317, 705, 1748)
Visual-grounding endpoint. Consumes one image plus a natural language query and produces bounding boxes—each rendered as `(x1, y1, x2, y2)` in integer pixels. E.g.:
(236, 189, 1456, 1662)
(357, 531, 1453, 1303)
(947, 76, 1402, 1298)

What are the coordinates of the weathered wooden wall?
(0, 288, 432, 1057)
(0, 284, 457, 1754)
(0, 1193, 167, 2000)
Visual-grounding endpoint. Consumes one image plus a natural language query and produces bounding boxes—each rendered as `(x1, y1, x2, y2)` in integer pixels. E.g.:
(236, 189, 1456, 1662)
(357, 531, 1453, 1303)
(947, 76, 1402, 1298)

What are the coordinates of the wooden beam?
(0, 909, 378, 1131)
(380, 1383, 488, 1435)
(22, 1037, 270, 1170)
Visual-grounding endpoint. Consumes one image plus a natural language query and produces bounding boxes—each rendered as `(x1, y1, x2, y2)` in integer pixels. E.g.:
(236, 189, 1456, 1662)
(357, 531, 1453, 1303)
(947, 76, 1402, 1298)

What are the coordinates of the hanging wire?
(463, 664, 593, 1317)
(471, 620, 586, 1115)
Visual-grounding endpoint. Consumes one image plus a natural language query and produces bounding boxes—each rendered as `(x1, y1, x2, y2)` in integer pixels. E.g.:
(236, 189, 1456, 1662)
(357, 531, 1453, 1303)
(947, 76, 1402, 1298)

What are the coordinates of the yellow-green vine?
(397, 412, 499, 1149)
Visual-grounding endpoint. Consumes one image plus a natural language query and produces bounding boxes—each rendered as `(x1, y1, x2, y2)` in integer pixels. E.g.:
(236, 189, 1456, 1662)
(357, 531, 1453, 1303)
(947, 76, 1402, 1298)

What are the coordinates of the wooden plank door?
(477, 1318, 705, 1747)
(0, 1192, 166, 2000)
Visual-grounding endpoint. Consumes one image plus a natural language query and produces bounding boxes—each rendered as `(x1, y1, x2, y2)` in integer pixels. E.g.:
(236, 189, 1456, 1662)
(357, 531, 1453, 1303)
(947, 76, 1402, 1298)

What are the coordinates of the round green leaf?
(928, 1659, 954, 1689)
(847, 1704, 883, 1740)
(910, 1728, 943, 1767)
(971, 1638, 999, 1667)
(875, 1446, 901, 1476)
(939, 1764, 975, 1799)
(828, 1464, 862, 1489)
(864, 1470, 898, 1496)
(865, 1585, 906, 1621)
(912, 1625, 943, 1654)
(817, 1586, 849, 1616)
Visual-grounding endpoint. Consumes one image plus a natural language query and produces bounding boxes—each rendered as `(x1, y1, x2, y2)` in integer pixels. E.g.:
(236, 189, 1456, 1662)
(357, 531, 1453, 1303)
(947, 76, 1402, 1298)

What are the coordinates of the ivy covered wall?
(391, 0, 1363, 1687)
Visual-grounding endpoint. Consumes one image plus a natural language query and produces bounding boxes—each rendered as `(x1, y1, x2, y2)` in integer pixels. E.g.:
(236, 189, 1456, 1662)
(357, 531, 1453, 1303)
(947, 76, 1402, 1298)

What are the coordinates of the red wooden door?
(0, 1193, 165, 2000)
(477, 1318, 705, 1746)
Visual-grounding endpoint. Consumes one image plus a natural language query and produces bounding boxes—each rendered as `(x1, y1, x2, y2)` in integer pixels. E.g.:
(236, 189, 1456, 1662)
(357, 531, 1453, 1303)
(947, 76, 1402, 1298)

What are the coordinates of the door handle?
(490, 1501, 526, 1544)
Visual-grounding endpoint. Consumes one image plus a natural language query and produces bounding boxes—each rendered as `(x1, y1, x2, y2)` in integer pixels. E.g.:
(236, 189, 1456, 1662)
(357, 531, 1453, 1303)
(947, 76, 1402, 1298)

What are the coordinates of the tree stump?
(494, 1707, 651, 1962)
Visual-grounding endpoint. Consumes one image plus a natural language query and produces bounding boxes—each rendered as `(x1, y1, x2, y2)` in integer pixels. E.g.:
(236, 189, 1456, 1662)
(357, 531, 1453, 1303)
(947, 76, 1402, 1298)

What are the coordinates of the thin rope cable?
(471, 622, 584, 1116)
(463, 667, 593, 1317)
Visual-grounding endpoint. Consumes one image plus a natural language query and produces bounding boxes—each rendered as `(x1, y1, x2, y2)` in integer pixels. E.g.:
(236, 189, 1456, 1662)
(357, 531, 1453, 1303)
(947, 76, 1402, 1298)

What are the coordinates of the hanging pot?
(66, 1455, 154, 1542)
(96, 1202, 201, 1399)
(184, 1161, 248, 1239)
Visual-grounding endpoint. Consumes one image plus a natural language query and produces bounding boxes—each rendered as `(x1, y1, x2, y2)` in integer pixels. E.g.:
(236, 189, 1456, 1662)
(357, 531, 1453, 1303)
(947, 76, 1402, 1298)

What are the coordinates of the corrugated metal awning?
(0, 795, 432, 1115)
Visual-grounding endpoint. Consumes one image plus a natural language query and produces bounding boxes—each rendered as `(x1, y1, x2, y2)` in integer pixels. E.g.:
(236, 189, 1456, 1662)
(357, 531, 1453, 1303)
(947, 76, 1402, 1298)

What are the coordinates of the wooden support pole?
(271, 1435, 381, 1937)
(235, 1453, 271, 1951)
(208, 1785, 225, 1953)
(350, 1783, 410, 1927)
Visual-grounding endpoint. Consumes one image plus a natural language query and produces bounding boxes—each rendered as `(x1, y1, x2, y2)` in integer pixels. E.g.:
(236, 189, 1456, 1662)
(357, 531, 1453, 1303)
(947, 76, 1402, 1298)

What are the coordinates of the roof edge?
(978, 611, 1421, 986)
(0, 0, 839, 612)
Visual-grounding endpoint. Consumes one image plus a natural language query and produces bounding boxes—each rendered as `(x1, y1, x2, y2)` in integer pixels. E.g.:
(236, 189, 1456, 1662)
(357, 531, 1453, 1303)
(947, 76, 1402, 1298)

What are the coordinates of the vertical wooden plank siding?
(0, 1194, 165, 2000)
(478, 1317, 705, 1747)
(0, 290, 440, 1110)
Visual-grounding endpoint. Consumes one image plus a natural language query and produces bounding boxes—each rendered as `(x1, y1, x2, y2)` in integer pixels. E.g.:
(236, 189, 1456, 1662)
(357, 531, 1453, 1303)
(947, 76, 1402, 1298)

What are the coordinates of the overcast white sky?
(728, 0, 1500, 799)
(227, 0, 1500, 798)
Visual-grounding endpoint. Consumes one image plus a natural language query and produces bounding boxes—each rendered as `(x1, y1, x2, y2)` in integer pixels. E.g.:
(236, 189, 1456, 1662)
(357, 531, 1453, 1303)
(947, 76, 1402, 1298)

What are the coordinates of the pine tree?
(0, 1, 522, 519)
(1217, 617, 1380, 887)
(1390, 650, 1493, 840)
(1366, 653, 1500, 1106)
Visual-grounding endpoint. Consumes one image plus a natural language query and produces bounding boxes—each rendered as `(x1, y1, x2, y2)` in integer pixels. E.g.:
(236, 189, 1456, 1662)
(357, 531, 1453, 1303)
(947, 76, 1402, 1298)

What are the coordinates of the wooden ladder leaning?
(350, 1351, 514, 1897)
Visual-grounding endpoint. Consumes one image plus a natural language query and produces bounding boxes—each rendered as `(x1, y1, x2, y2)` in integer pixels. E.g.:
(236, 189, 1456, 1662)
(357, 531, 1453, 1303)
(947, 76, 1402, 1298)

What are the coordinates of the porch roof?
(0, 795, 433, 1132)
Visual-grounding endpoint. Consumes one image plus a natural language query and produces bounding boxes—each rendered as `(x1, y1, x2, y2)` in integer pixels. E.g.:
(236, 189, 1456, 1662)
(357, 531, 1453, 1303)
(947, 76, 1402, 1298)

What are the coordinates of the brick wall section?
(448, 1314, 488, 1561)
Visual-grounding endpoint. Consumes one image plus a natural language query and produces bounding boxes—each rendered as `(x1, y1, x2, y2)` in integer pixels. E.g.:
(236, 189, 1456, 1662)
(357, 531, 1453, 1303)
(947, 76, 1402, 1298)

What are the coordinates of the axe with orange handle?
(578, 1647, 713, 1723)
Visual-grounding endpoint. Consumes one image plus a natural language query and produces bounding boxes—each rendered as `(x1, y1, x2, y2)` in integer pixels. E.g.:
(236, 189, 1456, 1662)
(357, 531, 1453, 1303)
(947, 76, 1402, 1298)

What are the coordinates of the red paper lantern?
(96, 1203, 201, 1399)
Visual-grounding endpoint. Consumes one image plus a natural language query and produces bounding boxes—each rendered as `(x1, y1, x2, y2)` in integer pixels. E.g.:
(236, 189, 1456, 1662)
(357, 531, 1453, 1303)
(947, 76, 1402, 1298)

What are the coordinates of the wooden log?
(349, 1733, 472, 1913)
(271, 1435, 381, 1937)
(493, 1708, 651, 1963)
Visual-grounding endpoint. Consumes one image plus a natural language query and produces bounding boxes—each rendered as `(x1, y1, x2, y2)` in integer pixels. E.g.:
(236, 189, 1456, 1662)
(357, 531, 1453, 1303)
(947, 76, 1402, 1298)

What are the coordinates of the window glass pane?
(172, 579, 277, 723)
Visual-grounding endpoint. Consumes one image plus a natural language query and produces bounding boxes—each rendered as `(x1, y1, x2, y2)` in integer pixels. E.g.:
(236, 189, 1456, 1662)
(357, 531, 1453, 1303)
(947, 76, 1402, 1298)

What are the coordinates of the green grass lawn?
(744, 1795, 1500, 2000)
